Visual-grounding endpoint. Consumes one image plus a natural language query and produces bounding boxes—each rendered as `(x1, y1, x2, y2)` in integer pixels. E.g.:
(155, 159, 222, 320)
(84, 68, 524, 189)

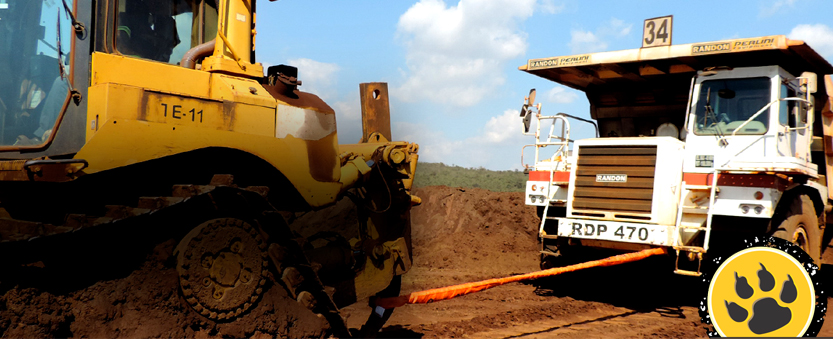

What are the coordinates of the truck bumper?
(543, 218, 676, 247)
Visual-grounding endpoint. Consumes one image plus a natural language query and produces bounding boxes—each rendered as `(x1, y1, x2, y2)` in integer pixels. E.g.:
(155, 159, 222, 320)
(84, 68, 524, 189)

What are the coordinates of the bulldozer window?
(693, 77, 771, 136)
(116, 0, 215, 65)
(0, 0, 73, 146)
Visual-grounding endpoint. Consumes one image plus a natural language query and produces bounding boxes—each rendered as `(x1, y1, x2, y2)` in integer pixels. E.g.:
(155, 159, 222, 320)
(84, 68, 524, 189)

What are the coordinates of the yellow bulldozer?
(0, 0, 418, 337)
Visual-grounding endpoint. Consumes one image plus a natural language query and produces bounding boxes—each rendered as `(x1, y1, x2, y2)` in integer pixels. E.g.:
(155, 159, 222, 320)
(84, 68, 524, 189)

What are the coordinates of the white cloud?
(788, 23, 833, 59)
(568, 18, 631, 54)
(393, 108, 530, 169)
(484, 109, 522, 143)
(287, 58, 340, 101)
(760, 0, 798, 17)
(393, 122, 460, 164)
(603, 18, 632, 37)
(538, 0, 565, 15)
(333, 96, 361, 121)
(546, 85, 579, 104)
(395, 0, 536, 107)
(568, 30, 606, 54)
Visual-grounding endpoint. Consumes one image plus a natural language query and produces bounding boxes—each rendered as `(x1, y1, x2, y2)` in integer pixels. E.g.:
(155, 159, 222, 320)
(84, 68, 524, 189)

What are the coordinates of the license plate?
(556, 218, 673, 246)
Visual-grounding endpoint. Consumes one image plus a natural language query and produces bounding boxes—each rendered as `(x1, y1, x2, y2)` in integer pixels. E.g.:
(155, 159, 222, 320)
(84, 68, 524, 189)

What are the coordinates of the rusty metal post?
(359, 83, 392, 142)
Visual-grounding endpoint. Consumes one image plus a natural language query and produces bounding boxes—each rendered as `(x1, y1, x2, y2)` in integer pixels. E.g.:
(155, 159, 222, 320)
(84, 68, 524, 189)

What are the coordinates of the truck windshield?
(693, 77, 771, 136)
(0, 0, 72, 146)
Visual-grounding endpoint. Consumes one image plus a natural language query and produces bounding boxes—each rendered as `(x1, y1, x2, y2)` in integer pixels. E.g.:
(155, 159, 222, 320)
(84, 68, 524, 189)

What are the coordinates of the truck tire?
(540, 242, 565, 270)
(771, 194, 821, 265)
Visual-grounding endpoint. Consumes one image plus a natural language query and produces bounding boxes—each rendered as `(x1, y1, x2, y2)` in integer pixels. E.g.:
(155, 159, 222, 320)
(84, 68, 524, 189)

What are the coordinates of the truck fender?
(774, 182, 826, 227)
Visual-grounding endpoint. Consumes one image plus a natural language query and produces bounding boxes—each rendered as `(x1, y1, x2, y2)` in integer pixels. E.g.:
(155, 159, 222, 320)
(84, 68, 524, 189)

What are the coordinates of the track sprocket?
(176, 218, 269, 320)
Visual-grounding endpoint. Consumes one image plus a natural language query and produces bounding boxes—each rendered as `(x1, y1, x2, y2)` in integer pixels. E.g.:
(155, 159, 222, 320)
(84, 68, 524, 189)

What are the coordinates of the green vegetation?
(412, 162, 527, 192)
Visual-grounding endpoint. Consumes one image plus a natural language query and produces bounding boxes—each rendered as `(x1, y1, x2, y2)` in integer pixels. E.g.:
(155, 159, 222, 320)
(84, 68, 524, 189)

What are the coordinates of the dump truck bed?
(520, 35, 833, 92)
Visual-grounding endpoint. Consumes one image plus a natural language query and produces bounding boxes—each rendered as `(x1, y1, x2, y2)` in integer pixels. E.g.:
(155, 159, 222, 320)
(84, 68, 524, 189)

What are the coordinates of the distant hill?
(412, 162, 526, 192)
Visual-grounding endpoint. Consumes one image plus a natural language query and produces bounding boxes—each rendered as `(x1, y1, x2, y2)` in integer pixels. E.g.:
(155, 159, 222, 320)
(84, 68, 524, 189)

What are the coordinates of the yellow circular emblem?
(707, 246, 815, 337)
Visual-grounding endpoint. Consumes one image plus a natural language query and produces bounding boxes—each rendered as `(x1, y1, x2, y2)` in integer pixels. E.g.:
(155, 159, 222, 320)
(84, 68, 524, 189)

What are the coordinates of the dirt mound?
(408, 186, 540, 284)
(0, 185, 540, 338)
(343, 186, 711, 339)
(0, 240, 327, 338)
(1, 185, 740, 338)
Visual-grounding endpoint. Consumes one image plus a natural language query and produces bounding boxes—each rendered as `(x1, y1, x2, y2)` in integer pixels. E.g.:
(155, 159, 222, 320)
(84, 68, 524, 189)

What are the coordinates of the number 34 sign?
(643, 15, 672, 48)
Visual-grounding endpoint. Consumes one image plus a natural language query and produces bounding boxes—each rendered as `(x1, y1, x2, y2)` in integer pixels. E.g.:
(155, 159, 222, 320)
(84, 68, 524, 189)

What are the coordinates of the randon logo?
(596, 174, 627, 183)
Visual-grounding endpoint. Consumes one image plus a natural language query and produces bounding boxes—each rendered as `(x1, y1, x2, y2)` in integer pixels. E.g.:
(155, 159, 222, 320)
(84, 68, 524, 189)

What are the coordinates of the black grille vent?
(572, 145, 657, 214)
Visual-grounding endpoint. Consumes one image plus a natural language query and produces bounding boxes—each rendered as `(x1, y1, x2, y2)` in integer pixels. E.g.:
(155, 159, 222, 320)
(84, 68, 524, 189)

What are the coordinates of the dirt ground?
(4, 185, 833, 338)
(343, 186, 833, 339)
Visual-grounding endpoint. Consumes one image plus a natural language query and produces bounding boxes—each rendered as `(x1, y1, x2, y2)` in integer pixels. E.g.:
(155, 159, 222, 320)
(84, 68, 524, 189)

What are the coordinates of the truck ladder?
(672, 169, 719, 276)
(533, 114, 572, 243)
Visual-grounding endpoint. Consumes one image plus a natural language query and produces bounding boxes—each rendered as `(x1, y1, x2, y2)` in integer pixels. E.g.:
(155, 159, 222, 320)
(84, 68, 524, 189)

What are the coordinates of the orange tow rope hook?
(375, 247, 668, 309)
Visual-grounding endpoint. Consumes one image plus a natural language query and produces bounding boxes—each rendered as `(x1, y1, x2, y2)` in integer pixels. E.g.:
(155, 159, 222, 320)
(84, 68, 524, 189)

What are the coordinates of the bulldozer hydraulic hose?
(375, 247, 667, 309)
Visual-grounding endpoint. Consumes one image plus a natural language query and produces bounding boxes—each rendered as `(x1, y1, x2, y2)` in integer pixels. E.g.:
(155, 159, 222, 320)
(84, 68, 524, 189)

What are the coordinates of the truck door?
(777, 82, 812, 162)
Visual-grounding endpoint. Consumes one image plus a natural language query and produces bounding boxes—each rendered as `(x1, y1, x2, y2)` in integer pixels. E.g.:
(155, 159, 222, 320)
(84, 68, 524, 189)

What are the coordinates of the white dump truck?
(519, 34, 833, 275)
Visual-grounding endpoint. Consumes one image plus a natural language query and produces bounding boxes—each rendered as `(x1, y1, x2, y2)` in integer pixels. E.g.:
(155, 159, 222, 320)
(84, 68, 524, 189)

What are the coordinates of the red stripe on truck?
(529, 171, 570, 182)
(682, 173, 714, 186)
(683, 173, 788, 190)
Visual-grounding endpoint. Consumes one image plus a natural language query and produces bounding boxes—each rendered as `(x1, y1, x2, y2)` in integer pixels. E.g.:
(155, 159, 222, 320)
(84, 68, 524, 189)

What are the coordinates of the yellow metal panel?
(91, 52, 211, 98)
(352, 237, 410, 300)
(202, 56, 264, 79)
(226, 101, 277, 137)
(85, 84, 143, 142)
(142, 92, 224, 127)
(211, 74, 276, 108)
(85, 85, 107, 143)
(74, 119, 342, 207)
(201, 0, 263, 78)
(88, 83, 276, 138)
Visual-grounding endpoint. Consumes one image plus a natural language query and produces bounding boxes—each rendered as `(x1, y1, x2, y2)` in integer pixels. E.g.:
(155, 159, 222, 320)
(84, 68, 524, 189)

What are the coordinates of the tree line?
(412, 162, 526, 192)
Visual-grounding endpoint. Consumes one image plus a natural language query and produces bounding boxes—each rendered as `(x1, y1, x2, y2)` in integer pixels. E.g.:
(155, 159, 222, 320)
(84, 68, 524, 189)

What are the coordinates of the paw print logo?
(706, 247, 817, 337)
(725, 263, 797, 334)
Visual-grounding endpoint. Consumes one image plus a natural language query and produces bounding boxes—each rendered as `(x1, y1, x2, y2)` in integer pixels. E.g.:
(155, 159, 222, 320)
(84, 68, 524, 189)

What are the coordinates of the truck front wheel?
(771, 194, 821, 265)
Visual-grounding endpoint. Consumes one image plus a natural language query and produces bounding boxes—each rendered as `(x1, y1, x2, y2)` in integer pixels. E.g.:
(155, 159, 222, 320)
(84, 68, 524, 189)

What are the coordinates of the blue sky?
(255, 0, 833, 170)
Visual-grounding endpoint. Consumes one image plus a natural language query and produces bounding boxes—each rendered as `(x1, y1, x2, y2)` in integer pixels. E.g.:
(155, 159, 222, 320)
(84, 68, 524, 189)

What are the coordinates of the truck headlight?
(739, 204, 764, 215)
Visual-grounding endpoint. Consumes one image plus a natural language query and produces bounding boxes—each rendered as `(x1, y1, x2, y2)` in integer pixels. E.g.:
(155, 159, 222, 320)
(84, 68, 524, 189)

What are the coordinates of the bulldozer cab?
(115, 0, 218, 64)
(0, 0, 73, 147)
(0, 0, 224, 158)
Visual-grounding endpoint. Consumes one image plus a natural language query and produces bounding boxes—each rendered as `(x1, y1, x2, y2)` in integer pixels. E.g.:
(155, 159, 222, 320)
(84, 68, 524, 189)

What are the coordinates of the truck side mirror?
(800, 72, 817, 94)
(520, 88, 536, 133)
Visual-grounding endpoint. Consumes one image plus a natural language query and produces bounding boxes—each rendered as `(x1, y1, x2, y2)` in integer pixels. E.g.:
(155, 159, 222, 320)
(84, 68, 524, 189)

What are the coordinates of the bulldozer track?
(0, 175, 355, 337)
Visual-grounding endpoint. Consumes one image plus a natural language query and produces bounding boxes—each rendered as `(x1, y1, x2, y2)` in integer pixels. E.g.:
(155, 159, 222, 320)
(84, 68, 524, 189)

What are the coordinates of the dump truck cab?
(520, 35, 833, 275)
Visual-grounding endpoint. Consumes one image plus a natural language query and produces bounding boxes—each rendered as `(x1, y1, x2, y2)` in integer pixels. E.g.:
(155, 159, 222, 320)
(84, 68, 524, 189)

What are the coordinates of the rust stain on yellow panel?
(305, 133, 339, 182)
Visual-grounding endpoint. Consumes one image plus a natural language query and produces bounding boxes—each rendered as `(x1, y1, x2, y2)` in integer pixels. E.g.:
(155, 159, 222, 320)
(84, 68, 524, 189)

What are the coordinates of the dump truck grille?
(572, 145, 657, 214)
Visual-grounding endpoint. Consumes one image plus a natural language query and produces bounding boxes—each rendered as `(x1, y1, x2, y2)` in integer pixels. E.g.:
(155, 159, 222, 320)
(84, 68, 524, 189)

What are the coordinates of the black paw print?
(725, 263, 798, 335)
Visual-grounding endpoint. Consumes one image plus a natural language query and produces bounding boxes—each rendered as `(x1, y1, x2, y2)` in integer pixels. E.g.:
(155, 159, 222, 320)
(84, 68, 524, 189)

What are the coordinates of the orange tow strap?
(375, 247, 668, 309)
